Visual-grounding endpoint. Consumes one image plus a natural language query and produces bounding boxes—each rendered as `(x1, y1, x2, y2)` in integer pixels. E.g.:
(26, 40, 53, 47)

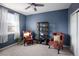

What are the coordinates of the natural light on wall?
(7, 11, 20, 39)
(8, 12, 18, 32)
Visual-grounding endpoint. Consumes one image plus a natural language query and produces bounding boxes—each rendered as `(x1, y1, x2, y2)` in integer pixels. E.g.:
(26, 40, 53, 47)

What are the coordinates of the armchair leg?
(24, 41, 26, 46)
(24, 42, 25, 46)
(48, 45, 50, 48)
(58, 47, 60, 54)
(58, 49, 60, 54)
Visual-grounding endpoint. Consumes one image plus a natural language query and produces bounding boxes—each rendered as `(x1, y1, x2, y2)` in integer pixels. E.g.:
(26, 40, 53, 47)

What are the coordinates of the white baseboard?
(0, 43, 17, 51)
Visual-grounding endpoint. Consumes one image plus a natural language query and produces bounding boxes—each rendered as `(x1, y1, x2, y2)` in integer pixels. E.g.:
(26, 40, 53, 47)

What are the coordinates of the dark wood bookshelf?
(37, 22, 49, 45)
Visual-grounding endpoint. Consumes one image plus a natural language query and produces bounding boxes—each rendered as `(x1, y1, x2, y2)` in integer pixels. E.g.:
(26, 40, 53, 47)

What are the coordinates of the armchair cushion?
(23, 31, 33, 45)
(54, 35, 60, 44)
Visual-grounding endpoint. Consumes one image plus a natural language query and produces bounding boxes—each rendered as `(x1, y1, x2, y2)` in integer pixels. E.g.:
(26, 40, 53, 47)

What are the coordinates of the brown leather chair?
(23, 31, 33, 46)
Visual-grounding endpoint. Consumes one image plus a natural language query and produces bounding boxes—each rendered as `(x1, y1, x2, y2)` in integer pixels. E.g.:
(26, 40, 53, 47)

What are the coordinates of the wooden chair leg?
(58, 48, 60, 54)
(24, 40, 26, 46)
(24, 42, 25, 46)
(58, 46, 60, 54)
(48, 45, 50, 48)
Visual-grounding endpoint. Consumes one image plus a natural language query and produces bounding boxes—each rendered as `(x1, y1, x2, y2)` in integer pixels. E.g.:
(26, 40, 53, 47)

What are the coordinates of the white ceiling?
(0, 3, 71, 15)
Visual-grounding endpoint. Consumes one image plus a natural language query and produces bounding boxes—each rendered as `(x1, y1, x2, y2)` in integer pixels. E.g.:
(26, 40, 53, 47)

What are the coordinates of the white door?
(77, 12, 79, 55)
(70, 13, 78, 55)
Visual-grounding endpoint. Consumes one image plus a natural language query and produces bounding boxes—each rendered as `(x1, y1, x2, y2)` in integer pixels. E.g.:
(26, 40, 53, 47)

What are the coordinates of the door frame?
(69, 8, 79, 56)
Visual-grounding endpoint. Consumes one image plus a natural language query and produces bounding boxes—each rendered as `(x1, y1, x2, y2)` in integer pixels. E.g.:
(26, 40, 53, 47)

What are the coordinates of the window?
(7, 12, 15, 33)
(7, 12, 19, 34)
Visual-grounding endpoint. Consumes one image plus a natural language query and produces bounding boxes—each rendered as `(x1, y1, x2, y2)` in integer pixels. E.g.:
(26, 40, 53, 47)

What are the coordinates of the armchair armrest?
(50, 38, 54, 41)
(48, 38, 54, 45)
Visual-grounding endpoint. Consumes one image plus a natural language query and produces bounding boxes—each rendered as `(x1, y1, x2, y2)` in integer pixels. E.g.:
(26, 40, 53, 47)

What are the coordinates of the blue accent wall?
(26, 9, 69, 45)
(0, 34, 16, 48)
(19, 14, 26, 38)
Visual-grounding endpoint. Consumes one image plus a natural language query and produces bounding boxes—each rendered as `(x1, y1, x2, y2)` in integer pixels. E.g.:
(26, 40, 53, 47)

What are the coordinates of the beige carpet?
(0, 44, 73, 56)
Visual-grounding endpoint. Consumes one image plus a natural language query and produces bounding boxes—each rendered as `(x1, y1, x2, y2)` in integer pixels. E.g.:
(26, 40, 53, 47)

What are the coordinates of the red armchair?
(48, 32, 64, 54)
(23, 31, 33, 46)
